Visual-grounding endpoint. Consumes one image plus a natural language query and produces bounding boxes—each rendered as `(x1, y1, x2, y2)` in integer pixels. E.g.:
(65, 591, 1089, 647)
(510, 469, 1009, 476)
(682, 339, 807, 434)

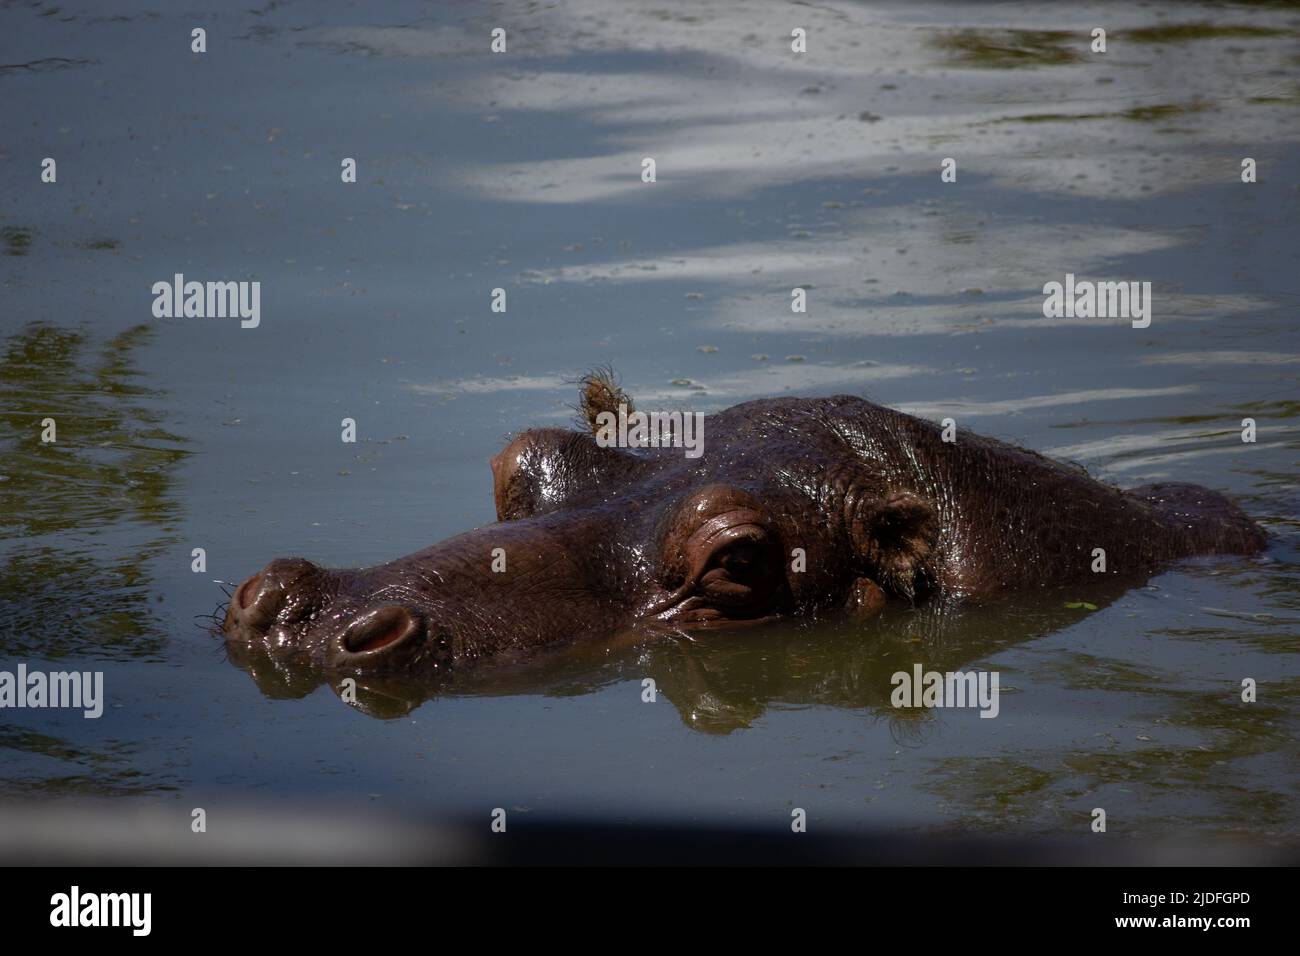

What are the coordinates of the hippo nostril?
(231, 567, 289, 632)
(342, 606, 419, 656)
(235, 573, 262, 611)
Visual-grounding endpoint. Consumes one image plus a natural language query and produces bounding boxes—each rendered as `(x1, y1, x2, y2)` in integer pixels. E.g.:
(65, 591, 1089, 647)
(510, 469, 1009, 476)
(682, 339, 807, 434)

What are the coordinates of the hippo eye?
(650, 497, 787, 622)
(721, 542, 760, 574)
(696, 533, 781, 611)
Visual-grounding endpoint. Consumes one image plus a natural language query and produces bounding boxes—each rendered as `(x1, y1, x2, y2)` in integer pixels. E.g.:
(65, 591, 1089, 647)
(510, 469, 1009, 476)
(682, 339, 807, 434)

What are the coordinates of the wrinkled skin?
(222, 386, 1266, 679)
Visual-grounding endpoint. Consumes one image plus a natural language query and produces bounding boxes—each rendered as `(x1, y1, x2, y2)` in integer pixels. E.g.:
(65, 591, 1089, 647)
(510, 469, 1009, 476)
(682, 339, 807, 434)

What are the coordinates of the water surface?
(1, 0, 1298, 848)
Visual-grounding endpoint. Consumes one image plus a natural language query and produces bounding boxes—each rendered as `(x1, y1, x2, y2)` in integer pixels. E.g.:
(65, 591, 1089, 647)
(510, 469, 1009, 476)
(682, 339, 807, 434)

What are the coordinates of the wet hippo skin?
(221, 373, 1266, 675)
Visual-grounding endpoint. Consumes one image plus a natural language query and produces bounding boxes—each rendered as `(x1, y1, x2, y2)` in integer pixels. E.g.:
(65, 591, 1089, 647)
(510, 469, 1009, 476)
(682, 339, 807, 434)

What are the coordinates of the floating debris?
(2, 226, 33, 256)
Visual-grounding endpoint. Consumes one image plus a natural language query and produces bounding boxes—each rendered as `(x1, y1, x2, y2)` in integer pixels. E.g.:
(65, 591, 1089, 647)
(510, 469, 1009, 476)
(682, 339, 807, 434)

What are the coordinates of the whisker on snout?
(202, 579, 235, 635)
(196, 600, 226, 618)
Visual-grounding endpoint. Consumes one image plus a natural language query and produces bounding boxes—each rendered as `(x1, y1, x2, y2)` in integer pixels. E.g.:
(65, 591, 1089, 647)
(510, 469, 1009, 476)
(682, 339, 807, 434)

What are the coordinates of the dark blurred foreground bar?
(0, 800, 1295, 866)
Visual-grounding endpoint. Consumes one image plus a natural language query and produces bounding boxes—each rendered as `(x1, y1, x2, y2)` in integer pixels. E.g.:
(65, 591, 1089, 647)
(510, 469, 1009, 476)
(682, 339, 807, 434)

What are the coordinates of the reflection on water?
(0, 724, 180, 799)
(932, 22, 1290, 71)
(0, 323, 188, 660)
(932, 28, 1088, 69)
(929, 670, 1300, 838)
(1042, 402, 1300, 477)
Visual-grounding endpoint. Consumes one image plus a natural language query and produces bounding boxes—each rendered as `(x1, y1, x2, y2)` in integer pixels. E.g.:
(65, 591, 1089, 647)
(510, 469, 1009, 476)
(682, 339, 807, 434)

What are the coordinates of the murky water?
(2, 0, 1298, 846)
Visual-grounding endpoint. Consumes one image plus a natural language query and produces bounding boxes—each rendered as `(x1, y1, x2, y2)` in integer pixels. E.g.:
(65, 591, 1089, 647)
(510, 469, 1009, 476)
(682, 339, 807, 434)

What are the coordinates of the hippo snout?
(224, 557, 441, 670)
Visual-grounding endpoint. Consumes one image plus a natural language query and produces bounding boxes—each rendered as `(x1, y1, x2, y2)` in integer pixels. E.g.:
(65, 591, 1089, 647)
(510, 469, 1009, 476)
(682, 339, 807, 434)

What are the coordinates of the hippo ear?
(493, 428, 643, 522)
(849, 492, 938, 599)
(575, 366, 634, 434)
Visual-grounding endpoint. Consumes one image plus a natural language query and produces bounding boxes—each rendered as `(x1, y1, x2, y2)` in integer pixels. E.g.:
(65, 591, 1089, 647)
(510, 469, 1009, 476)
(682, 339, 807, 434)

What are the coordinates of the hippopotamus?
(220, 372, 1266, 677)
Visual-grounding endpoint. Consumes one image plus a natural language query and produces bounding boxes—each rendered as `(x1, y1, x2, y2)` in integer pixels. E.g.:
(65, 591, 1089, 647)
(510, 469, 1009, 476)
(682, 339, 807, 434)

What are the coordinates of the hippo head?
(221, 373, 941, 676)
